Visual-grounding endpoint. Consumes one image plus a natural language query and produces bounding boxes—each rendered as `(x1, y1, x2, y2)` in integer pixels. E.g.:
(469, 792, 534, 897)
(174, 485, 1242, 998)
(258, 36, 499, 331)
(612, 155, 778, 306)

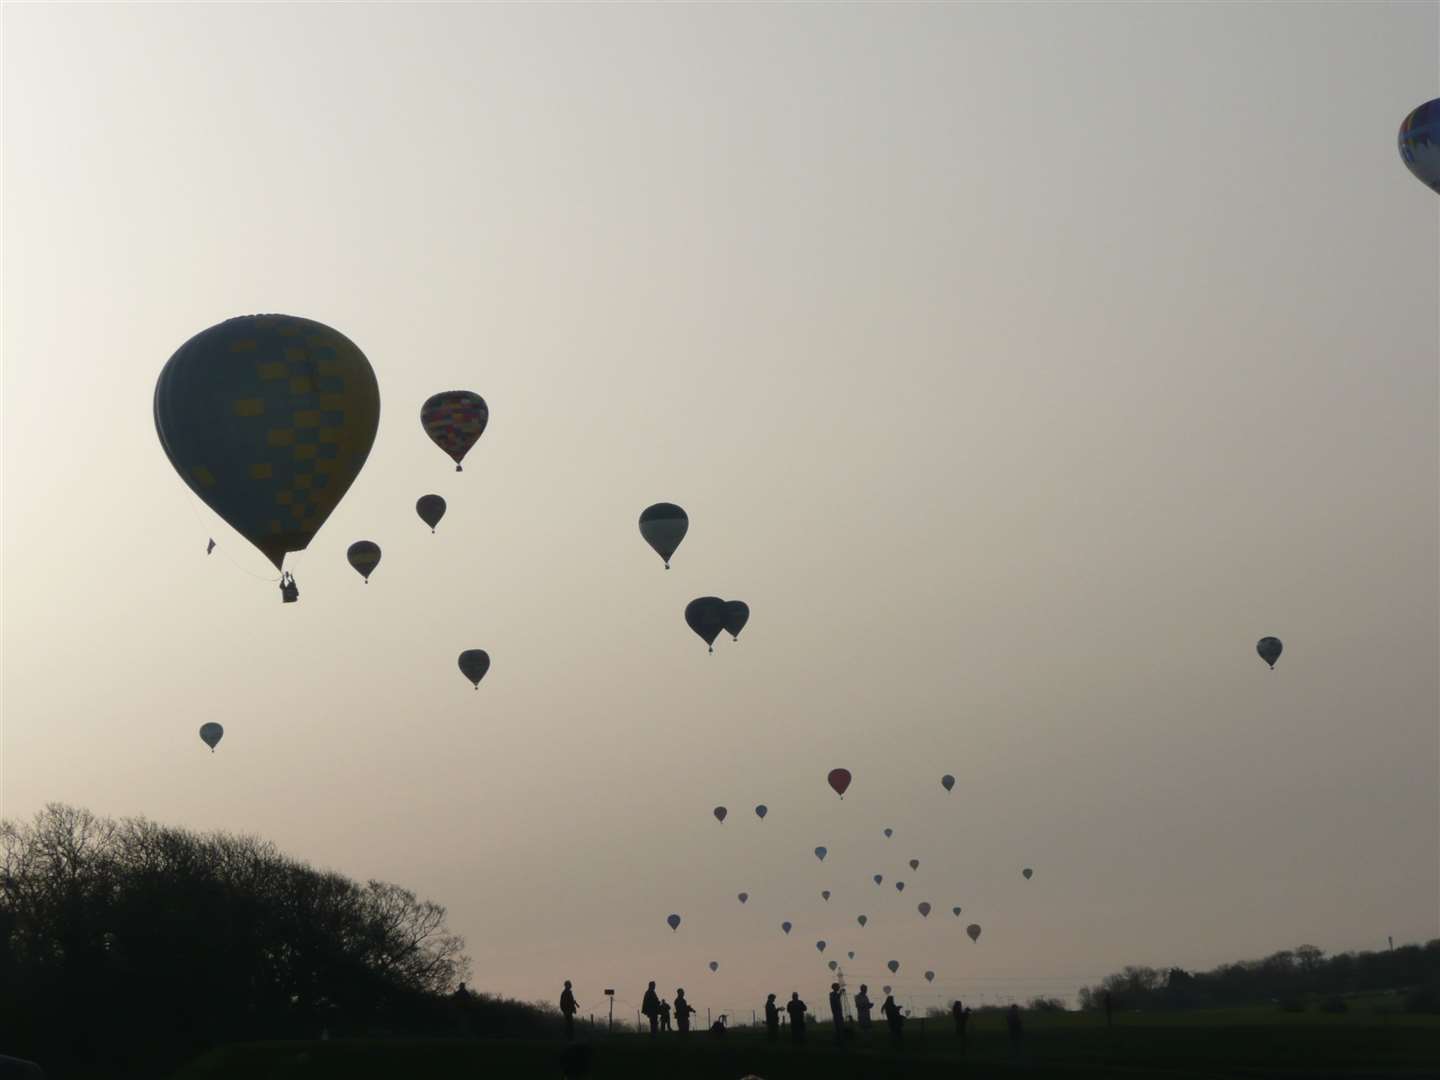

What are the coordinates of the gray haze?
(3, 2, 1437, 1012)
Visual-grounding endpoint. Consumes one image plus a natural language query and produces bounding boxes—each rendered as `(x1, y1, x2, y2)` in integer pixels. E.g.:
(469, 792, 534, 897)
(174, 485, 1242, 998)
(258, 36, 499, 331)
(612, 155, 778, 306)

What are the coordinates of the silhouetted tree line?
(1077, 940, 1440, 1013)
(1, 805, 557, 1078)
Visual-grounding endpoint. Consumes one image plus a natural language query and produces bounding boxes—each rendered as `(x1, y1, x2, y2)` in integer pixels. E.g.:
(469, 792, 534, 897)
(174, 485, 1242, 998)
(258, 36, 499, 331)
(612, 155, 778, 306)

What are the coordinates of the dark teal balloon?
(1399, 98, 1440, 194)
(458, 649, 490, 688)
(155, 315, 380, 570)
(416, 494, 446, 532)
(684, 597, 727, 652)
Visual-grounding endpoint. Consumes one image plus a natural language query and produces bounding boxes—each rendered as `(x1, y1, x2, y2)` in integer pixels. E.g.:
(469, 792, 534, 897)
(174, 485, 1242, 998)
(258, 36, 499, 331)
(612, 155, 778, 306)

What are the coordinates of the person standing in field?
(1006, 1003, 1024, 1056)
(764, 993, 780, 1041)
(559, 981, 578, 1040)
(786, 992, 808, 1043)
(952, 999, 971, 1055)
(659, 996, 672, 1031)
(854, 984, 873, 1029)
(642, 981, 660, 1036)
(829, 983, 845, 1042)
(881, 993, 904, 1046)
(674, 989, 695, 1035)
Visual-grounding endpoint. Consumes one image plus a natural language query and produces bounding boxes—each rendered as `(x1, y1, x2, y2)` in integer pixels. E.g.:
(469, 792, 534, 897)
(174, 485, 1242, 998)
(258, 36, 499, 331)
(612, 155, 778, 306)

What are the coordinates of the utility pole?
(836, 966, 853, 1022)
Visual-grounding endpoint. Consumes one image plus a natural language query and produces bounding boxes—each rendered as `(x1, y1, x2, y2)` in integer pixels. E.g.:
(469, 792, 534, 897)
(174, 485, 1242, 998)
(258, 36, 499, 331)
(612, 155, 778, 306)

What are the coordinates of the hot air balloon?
(821, 890, 831, 901)
(966, 924, 981, 942)
(847, 951, 854, 960)
(709, 961, 719, 973)
(941, 774, 955, 792)
(685, 598, 728, 652)
(738, 892, 748, 904)
(827, 768, 852, 798)
(883, 985, 892, 995)
(887, 960, 899, 974)
(421, 391, 488, 471)
(815, 941, 826, 954)
(856, 915, 867, 927)
(952, 906, 962, 917)
(828, 960, 838, 971)
(667, 914, 681, 932)
(781, 921, 792, 935)
(722, 601, 750, 641)
(883, 828, 893, 838)
(416, 494, 446, 532)
(155, 315, 381, 585)
(458, 650, 490, 689)
(714, 806, 728, 823)
(917, 902, 931, 918)
(199, 722, 223, 751)
(347, 540, 381, 582)
(1022, 868, 1033, 880)
(924, 971, 935, 983)
(755, 804, 768, 820)
(1399, 98, 1440, 193)
(895, 881, 905, 893)
(1257, 636, 1283, 669)
(814, 846, 827, 862)
(909, 859, 919, 871)
(638, 503, 688, 568)
(873, 874, 883, 885)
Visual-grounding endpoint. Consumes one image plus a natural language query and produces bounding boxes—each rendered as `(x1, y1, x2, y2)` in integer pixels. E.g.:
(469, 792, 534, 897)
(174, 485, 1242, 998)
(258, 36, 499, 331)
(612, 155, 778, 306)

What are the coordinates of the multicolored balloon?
(199, 722, 223, 752)
(458, 649, 490, 689)
(416, 494, 446, 532)
(421, 391, 488, 471)
(1399, 98, 1440, 194)
(827, 768, 852, 798)
(155, 314, 380, 574)
(346, 540, 381, 582)
(685, 597, 728, 652)
(638, 503, 688, 568)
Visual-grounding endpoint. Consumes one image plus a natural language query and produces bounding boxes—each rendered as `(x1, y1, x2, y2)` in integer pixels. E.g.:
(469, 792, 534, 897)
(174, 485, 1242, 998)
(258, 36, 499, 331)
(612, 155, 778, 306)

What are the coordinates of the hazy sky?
(4, 2, 1437, 1016)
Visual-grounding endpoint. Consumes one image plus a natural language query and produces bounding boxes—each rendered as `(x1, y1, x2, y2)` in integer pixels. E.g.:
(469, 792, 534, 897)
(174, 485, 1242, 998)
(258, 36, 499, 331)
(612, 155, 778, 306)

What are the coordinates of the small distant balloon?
(1256, 636, 1283, 669)
(1399, 98, 1440, 194)
(827, 768, 852, 798)
(713, 806, 727, 823)
(421, 391, 488, 471)
(709, 961, 719, 972)
(883, 828, 893, 838)
(857, 915, 868, 928)
(814, 846, 827, 862)
(346, 541, 381, 582)
(873, 874, 883, 885)
(721, 600, 750, 641)
(924, 970, 935, 983)
(815, 940, 826, 954)
(458, 650, 490, 689)
(667, 914, 681, 932)
(967, 923, 981, 942)
(952, 906, 962, 917)
(909, 859, 920, 871)
(755, 804, 768, 820)
(639, 503, 688, 568)
(895, 881, 905, 893)
(738, 892, 748, 904)
(821, 890, 831, 901)
(781, 921, 792, 935)
(416, 494, 446, 532)
(847, 951, 855, 959)
(685, 597, 728, 652)
(199, 722, 223, 752)
(883, 985, 892, 995)
(941, 774, 955, 792)
(917, 902, 931, 918)
(828, 960, 838, 971)
(887, 960, 900, 974)
(1022, 867, 1034, 880)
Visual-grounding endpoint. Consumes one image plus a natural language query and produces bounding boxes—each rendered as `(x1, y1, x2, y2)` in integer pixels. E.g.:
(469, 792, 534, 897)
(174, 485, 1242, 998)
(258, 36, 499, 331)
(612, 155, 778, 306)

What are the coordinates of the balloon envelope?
(638, 503, 688, 567)
(821, 890, 830, 901)
(847, 951, 854, 959)
(667, 914, 681, 932)
(827, 768, 852, 798)
(857, 915, 867, 927)
(815, 940, 826, 953)
(967, 923, 981, 942)
(721, 600, 750, 640)
(814, 846, 827, 862)
(755, 804, 768, 820)
(924, 971, 935, 983)
(421, 391, 488, 470)
(458, 650, 490, 688)
(713, 806, 727, 823)
(952, 906, 962, 917)
(199, 722, 223, 751)
(883, 828, 893, 838)
(155, 314, 380, 570)
(1399, 98, 1440, 193)
(828, 960, 838, 971)
(416, 494, 446, 532)
(709, 961, 718, 972)
(781, 921, 792, 935)
(1256, 636, 1283, 669)
(1022, 868, 1034, 880)
(738, 892, 748, 904)
(347, 540, 381, 581)
(685, 597, 727, 652)
(895, 881, 905, 893)
(909, 859, 919, 871)
(873, 874, 883, 885)
(887, 960, 899, 974)
(941, 774, 955, 792)
(918, 902, 931, 917)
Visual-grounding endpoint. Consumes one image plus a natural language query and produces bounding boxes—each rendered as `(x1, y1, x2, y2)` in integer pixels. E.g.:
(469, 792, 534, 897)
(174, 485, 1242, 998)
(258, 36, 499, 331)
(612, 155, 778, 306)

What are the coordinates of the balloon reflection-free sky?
(3, 2, 1436, 1012)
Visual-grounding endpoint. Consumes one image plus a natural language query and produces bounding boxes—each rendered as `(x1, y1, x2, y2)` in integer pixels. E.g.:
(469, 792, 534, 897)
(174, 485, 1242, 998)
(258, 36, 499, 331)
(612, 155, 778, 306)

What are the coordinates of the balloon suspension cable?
(173, 485, 281, 582)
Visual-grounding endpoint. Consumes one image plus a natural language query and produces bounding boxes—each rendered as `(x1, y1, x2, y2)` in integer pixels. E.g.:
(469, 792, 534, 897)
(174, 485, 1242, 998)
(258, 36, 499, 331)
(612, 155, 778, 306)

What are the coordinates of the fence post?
(707, 1008, 711, 1029)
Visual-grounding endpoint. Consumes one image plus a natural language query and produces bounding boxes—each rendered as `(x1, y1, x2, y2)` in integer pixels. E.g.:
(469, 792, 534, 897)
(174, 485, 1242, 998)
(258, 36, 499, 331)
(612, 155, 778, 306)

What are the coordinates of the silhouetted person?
(641, 981, 660, 1036)
(1104, 990, 1114, 1027)
(764, 993, 780, 1041)
(454, 982, 472, 1001)
(953, 999, 971, 1055)
(829, 983, 845, 1042)
(280, 572, 299, 603)
(674, 989, 694, 1035)
(786, 992, 807, 1043)
(560, 980, 578, 1040)
(1007, 1003, 1023, 1055)
(881, 994, 904, 1047)
(854, 984, 873, 1029)
(658, 997, 671, 1032)
(709, 1014, 727, 1036)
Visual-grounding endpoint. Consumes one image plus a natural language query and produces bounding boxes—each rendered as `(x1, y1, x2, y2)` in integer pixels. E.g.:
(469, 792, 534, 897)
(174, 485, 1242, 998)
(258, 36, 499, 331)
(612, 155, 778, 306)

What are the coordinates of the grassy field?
(172, 1007, 1440, 1080)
